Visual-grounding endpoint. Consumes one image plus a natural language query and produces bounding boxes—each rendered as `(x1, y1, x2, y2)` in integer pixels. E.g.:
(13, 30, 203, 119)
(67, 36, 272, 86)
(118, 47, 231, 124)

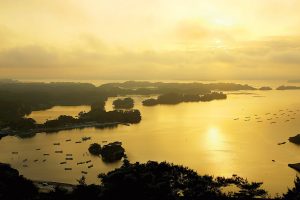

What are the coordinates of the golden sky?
(1, 0, 300, 80)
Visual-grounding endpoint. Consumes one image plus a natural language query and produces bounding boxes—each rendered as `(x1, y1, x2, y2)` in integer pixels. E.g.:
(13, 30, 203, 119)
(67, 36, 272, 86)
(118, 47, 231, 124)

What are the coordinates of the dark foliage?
(88, 143, 102, 156)
(113, 98, 134, 109)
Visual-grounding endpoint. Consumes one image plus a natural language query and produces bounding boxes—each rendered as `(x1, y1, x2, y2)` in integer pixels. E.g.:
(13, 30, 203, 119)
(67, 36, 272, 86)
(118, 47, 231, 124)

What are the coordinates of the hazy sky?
(1, 0, 300, 80)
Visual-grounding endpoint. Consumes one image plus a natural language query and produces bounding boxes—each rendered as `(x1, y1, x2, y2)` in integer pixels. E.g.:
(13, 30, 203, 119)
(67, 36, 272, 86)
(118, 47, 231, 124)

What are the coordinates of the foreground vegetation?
(1, 161, 300, 200)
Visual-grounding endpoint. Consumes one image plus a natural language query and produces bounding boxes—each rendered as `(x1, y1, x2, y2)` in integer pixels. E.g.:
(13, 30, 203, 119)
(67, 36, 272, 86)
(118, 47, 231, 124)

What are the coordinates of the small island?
(88, 141, 125, 162)
(113, 97, 134, 109)
(259, 86, 272, 90)
(289, 134, 300, 144)
(88, 143, 102, 156)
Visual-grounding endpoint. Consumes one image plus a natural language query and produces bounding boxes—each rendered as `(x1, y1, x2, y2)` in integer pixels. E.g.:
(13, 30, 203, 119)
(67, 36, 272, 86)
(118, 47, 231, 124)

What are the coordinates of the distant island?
(142, 92, 227, 106)
(277, 85, 300, 90)
(259, 86, 272, 90)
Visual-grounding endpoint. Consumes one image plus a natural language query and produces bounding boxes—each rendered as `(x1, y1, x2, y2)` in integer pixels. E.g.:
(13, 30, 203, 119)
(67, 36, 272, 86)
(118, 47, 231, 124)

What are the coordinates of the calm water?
(1, 82, 300, 196)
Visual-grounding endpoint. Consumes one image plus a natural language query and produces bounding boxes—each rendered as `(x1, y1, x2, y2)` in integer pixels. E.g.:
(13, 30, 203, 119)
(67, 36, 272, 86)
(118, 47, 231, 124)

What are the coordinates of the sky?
(1, 0, 300, 80)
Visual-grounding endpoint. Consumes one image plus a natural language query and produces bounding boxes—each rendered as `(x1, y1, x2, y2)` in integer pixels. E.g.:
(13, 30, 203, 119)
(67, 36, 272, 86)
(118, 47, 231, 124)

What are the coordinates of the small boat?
(75, 141, 82, 144)
(23, 159, 28, 162)
(65, 139, 71, 142)
(55, 151, 63, 153)
(278, 142, 286, 145)
(43, 153, 50, 156)
(60, 162, 67, 164)
(88, 164, 93, 168)
(53, 143, 60, 145)
(81, 171, 88, 174)
(233, 118, 239, 121)
(102, 141, 107, 143)
(42, 159, 46, 162)
(272, 160, 275, 162)
(77, 162, 84, 165)
(34, 159, 38, 162)
(82, 136, 91, 141)
(86, 160, 91, 163)
(36, 148, 41, 151)
(66, 158, 73, 160)
(66, 154, 72, 156)
(12, 152, 18, 154)
(65, 168, 72, 170)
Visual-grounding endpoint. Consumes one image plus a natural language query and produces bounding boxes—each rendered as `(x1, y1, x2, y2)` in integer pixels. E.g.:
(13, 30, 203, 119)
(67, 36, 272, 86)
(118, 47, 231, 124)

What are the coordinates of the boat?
(66, 139, 71, 142)
(23, 159, 28, 162)
(12, 152, 18, 154)
(42, 159, 46, 162)
(66, 154, 72, 156)
(60, 162, 67, 164)
(34, 159, 38, 162)
(88, 164, 93, 168)
(43, 153, 50, 156)
(86, 160, 91, 163)
(77, 162, 84, 165)
(75, 141, 82, 144)
(81, 171, 88, 174)
(36, 148, 41, 150)
(82, 136, 91, 141)
(53, 143, 60, 145)
(66, 158, 73, 160)
(55, 151, 63, 153)
(65, 168, 72, 170)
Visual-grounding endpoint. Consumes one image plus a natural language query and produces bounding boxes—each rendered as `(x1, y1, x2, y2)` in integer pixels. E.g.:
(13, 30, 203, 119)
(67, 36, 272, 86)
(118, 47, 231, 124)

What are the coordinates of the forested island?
(112, 98, 134, 109)
(142, 92, 227, 106)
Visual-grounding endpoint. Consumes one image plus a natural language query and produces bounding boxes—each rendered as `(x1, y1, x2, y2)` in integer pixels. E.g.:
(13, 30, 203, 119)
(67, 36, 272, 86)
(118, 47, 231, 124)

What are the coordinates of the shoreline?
(0, 121, 125, 139)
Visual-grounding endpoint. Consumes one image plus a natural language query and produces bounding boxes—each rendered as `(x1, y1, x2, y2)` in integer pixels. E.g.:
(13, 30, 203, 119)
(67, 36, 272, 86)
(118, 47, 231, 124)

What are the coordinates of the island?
(288, 163, 300, 172)
(142, 92, 227, 106)
(289, 134, 300, 144)
(259, 86, 272, 90)
(277, 85, 300, 90)
(88, 141, 125, 162)
(88, 143, 102, 156)
(113, 97, 134, 109)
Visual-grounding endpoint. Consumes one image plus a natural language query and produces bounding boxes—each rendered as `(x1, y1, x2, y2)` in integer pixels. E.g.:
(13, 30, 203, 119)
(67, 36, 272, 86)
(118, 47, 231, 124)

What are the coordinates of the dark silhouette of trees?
(113, 98, 134, 109)
(0, 163, 38, 200)
(283, 176, 300, 200)
(88, 143, 102, 156)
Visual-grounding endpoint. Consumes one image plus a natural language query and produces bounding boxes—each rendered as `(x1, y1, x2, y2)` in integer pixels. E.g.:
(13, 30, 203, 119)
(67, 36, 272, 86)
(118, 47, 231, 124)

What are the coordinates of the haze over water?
(0, 80, 300, 196)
